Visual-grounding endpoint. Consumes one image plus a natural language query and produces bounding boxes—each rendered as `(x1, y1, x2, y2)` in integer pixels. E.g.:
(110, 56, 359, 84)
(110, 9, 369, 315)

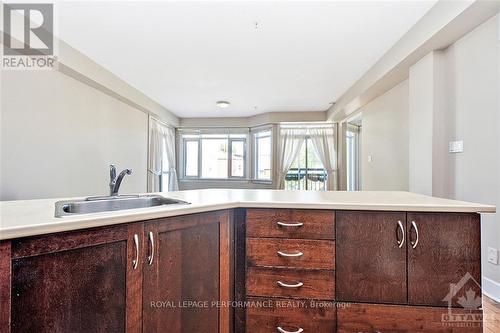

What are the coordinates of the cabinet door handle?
(277, 221, 303, 227)
(277, 326, 304, 333)
(410, 221, 419, 249)
(132, 234, 139, 270)
(277, 281, 304, 288)
(396, 220, 405, 248)
(277, 250, 304, 257)
(147, 231, 155, 265)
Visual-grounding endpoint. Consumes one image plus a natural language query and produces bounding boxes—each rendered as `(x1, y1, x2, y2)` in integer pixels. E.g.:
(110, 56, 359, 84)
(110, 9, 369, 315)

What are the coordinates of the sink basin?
(55, 195, 189, 217)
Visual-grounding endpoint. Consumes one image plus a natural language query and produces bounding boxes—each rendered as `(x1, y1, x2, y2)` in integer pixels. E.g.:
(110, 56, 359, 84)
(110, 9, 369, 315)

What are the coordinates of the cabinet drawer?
(337, 303, 482, 333)
(246, 267, 334, 300)
(247, 238, 335, 270)
(246, 209, 334, 240)
(246, 297, 336, 333)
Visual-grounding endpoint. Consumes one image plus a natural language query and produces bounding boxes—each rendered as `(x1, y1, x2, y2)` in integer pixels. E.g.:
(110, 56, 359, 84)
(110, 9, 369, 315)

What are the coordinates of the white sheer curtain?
(164, 126, 179, 191)
(277, 127, 306, 189)
(308, 126, 338, 190)
(148, 117, 179, 192)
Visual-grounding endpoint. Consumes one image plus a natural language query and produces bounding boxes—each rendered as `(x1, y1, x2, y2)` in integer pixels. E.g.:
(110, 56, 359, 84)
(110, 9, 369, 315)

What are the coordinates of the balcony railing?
(285, 168, 327, 191)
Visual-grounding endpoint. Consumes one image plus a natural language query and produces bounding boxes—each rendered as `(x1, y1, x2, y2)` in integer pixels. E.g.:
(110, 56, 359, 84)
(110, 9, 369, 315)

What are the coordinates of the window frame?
(182, 138, 201, 179)
(228, 138, 247, 179)
(180, 133, 248, 181)
(252, 128, 273, 183)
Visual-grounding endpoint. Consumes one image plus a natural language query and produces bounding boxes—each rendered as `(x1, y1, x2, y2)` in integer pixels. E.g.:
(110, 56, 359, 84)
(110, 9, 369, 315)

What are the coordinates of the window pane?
(201, 139, 228, 178)
(231, 141, 245, 177)
(185, 141, 198, 177)
(256, 136, 271, 180)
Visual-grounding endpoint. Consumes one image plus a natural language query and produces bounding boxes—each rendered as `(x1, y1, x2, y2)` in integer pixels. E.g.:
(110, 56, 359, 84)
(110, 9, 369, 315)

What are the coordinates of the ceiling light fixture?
(216, 101, 230, 108)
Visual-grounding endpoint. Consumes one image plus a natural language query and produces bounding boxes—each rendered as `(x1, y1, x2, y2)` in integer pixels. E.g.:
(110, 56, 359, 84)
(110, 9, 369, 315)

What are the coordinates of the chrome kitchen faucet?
(109, 164, 132, 196)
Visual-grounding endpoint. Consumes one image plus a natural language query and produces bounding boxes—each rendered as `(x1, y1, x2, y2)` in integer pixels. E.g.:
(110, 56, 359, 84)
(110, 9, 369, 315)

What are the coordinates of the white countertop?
(0, 189, 495, 240)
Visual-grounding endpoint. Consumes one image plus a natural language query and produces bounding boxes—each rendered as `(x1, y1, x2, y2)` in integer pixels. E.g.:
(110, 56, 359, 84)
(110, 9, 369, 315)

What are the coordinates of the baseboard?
(483, 276, 500, 303)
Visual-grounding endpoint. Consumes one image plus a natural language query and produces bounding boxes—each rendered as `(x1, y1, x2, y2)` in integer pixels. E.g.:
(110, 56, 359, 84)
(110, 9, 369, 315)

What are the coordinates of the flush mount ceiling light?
(216, 101, 230, 108)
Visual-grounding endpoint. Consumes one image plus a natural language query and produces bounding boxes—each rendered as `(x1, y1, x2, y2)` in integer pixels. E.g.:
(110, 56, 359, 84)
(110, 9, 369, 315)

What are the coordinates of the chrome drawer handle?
(277, 326, 304, 333)
(396, 220, 405, 248)
(147, 231, 154, 265)
(277, 221, 303, 227)
(277, 281, 304, 288)
(410, 221, 419, 249)
(277, 250, 304, 257)
(132, 234, 139, 270)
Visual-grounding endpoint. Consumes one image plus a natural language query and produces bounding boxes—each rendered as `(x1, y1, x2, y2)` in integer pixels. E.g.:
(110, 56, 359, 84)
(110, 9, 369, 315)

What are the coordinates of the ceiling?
(57, 1, 437, 118)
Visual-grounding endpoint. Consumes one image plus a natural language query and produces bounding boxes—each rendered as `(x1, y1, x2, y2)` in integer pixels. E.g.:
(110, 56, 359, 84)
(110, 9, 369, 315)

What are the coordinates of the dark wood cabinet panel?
(143, 211, 229, 333)
(407, 213, 481, 307)
(247, 237, 334, 270)
(337, 302, 482, 333)
(246, 297, 336, 333)
(0, 241, 11, 333)
(6, 224, 143, 333)
(336, 211, 407, 304)
(234, 208, 247, 333)
(246, 209, 334, 240)
(246, 267, 334, 300)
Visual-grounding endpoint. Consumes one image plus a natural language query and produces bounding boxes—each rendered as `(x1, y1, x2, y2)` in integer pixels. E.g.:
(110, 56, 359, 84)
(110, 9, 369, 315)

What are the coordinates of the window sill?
(179, 178, 251, 183)
(250, 179, 273, 185)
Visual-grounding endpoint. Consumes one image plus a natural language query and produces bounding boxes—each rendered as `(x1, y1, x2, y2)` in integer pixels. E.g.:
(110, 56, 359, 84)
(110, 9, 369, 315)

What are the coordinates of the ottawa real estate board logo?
(2, 3, 57, 69)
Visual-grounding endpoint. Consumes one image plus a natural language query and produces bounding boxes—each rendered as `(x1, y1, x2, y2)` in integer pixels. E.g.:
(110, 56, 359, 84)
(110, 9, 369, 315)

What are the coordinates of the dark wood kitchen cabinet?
(407, 212, 481, 307)
(336, 211, 407, 304)
(0, 210, 232, 333)
(143, 210, 232, 333)
(336, 211, 481, 307)
(2, 223, 144, 333)
(0, 207, 485, 333)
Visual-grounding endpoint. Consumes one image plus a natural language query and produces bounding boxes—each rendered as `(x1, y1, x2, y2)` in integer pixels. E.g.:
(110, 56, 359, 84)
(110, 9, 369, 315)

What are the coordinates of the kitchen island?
(0, 189, 495, 332)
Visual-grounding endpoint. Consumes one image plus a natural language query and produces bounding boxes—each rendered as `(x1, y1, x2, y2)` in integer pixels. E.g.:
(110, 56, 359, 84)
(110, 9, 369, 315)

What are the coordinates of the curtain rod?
(149, 115, 175, 129)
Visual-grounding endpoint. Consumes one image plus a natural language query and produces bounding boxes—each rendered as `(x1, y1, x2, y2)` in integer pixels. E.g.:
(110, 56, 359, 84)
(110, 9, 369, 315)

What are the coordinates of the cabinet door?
(407, 213, 481, 307)
(143, 211, 231, 333)
(8, 223, 143, 333)
(336, 211, 407, 304)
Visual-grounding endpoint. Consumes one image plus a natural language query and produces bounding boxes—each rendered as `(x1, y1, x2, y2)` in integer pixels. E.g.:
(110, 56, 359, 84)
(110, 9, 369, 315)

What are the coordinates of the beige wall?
(1, 70, 149, 200)
(360, 80, 409, 191)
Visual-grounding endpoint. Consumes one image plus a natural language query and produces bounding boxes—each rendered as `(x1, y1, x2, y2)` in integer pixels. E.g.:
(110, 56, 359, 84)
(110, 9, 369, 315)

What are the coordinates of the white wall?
(439, 14, 500, 294)
(360, 80, 409, 191)
(406, 14, 500, 299)
(1, 70, 149, 200)
(408, 54, 435, 195)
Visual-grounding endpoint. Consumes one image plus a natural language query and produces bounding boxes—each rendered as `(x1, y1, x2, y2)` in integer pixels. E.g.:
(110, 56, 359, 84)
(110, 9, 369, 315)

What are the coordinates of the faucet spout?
(109, 165, 132, 196)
